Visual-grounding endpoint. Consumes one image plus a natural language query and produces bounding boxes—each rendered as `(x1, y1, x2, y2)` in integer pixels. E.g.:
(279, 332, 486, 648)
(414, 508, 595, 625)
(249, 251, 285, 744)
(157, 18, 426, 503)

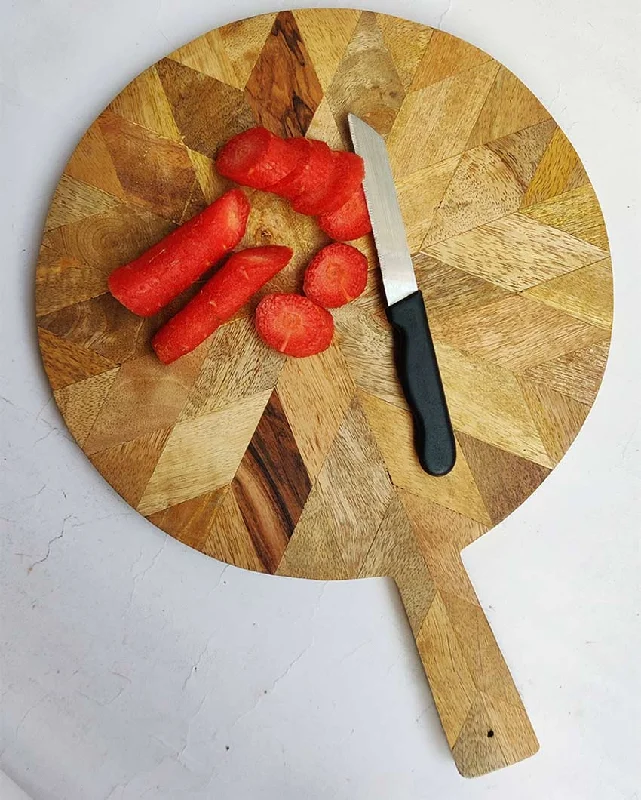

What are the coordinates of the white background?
(1, 0, 640, 798)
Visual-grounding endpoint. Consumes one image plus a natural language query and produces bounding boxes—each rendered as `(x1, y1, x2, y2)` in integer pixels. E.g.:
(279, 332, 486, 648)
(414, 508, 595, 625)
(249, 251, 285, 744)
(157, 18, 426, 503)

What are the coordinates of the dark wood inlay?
(232, 389, 312, 572)
(245, 11, 323, 137)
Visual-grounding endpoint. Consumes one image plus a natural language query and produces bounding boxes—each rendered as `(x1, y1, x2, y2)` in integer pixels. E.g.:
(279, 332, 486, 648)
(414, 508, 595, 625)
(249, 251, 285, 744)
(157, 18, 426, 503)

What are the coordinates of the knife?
(348, 114, 456, 476)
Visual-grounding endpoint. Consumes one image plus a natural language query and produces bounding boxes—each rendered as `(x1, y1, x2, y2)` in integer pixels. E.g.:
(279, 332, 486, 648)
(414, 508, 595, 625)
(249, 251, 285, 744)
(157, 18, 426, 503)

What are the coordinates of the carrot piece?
(303, 243, 368, 308)
(290, 141, 337, 215)
(216, 127, 297, 189)
(269, 137, 313, 199)
(152, 246, 293, 364)
(315, 151, 365, 215)
(108, 189, 250, 317)
(318, 186, 372, 241)
(255, 294, 334, 358)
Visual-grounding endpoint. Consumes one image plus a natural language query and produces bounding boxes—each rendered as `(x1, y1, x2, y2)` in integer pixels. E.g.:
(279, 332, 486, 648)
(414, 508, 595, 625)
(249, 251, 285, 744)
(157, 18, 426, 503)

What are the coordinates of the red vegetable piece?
(108, 189, 250, 317)
(291, 140, 337, 216)
(152, 246, 293, 364)
(216, 127, 298, 190)
(255, 294, 334, 358)
(269, 137, 313, 199)
(318, 186, 372, 241)
(316, 151, 365, 215)
(303, 243, 368, 308)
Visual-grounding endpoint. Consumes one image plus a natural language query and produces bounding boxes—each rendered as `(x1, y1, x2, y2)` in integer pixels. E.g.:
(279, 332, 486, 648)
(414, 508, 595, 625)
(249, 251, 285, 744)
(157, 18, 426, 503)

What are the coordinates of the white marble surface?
(1, 1, 640, 798)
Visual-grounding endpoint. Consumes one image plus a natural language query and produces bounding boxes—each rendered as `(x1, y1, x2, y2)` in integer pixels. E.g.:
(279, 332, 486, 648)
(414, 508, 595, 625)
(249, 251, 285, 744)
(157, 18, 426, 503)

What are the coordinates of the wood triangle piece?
(456, 431, 550, 525)
(293, 8, 361, 93)
(38, 327, 117, 390)
(518, 378, 591, 464)
(324, 11, 406, 139)
(90, 427, 172, 509)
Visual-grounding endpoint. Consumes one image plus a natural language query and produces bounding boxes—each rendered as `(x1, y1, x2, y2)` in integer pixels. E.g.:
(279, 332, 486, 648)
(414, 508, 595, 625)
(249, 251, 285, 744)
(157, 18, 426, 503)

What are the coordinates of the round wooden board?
(36, 10, 612, 777)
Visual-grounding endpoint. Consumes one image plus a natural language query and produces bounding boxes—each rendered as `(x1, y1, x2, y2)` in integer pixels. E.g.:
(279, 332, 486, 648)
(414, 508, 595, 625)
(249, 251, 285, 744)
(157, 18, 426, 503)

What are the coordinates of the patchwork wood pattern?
(35, 10, 612, 777)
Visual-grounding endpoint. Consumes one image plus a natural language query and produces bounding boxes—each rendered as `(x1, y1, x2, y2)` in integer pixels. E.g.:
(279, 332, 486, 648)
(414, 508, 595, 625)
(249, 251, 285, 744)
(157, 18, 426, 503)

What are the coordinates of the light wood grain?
(521, 126, 587, 207)
(410, 28, 491, 91)
(523, 258, 613, 329)
(402, 491, 539, 774)
(169, 30, 240, 88)
(359, 392, 491, 526)
(180, 317, 285, 421)
(293, 8, 361, 92)
(518, 379, 590, 465)
(426, 211, 607, 292)
(36, 11, 612, 777)
(156, 57, 255, 158)
(45, 175, 121, 232)
(90, 427, 172, 509)
(217, 13, 277, 90)
(137, 390, 271, 516)
(325, 11, 406, 138)
(466, 65, 550, 148)
(434, 341, 553, 466)
(359, 494, 436, 635)
(375, 14, 434, 90)
(521, 184, 609, 250)
(108, 65, 182, 142)
(422, 120, 556, 247)
(277, 344, 355, 481)
(387, 59, 499, 177)
(54, 368, 119, 445)
(396, 155, 461, 251)
(435, 293, 608, 372)
(519, 341, 610, 406)
(38, 328, 117, 390)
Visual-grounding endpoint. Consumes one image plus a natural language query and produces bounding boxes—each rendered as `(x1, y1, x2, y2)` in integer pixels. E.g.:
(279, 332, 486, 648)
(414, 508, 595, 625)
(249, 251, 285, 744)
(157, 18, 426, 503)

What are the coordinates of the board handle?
(361, 496, 539, 777)
(413, 568, 539, 777)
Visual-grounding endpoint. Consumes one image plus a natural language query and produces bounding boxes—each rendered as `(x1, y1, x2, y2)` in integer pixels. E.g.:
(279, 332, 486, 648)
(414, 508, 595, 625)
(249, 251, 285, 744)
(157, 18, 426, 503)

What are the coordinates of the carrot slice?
(290, 141, 337, 215)
(318, 186, 372, 241)
(315, 151, 365, 215)
(152, 246, 293, 364)
(216, 127, 298, 189)
(255, 294, 334, 358)
(108, 189, 250, 317)
(269, 137, 313, 199)
(303, 243, 368, 308)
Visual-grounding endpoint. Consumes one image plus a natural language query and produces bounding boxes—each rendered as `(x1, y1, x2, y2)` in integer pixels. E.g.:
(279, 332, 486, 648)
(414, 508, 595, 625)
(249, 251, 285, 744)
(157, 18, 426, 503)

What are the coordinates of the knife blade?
(348, 113, 456, 476)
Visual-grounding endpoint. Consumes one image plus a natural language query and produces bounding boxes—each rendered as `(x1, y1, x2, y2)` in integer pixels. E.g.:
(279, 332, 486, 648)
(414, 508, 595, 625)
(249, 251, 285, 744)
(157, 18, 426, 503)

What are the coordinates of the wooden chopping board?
(35, 9, 613, 777)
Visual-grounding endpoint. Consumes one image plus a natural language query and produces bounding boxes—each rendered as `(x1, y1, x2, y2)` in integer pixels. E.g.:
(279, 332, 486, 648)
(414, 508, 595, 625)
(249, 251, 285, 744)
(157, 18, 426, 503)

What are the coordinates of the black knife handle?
(386, 291, 456, 476)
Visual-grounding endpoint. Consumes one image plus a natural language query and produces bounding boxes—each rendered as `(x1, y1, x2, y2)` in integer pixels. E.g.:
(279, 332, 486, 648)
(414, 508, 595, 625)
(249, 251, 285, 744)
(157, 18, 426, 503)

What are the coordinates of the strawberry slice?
(152, 246, 293, 364)
(318, 186, 372, 241)
(303, 243, 368, 308)
(269, 137, 313, 199)
(316, 151, 365, 215)
(255, 294, 334, 358)
(290, 140, 337, 216)
(216, 127, 298, 190)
